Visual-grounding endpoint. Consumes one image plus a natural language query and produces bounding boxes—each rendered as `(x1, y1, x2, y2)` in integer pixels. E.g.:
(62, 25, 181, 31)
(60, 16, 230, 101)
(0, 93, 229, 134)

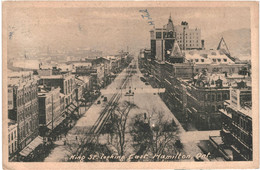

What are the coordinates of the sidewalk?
(44, 68, 128, 162)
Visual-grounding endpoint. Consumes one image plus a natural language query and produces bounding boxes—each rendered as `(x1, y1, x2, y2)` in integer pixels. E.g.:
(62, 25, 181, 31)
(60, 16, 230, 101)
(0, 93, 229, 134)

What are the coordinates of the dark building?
(218, 81, 252, 161)
(38, 86, 65, 136)
(150, 15, 175, 62)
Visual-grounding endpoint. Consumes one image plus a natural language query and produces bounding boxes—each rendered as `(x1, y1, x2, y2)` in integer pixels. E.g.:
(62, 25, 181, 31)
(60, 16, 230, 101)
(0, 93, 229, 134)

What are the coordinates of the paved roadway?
(44, 59, 219, 162)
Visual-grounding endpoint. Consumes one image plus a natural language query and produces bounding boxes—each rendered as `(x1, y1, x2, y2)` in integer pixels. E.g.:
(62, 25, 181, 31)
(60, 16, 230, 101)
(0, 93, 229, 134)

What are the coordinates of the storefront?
(19, 136, 43, 161)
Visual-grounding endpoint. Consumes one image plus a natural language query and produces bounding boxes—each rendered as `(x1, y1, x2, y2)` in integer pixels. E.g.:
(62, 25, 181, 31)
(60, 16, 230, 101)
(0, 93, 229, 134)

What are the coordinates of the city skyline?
(7, 7, 250, 57)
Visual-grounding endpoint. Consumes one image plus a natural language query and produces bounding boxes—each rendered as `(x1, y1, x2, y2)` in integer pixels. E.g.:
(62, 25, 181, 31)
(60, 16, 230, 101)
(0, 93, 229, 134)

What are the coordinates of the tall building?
(150, 15, 175, 62)
(175, 21, 203, 50)
(8, 71, 42, 159)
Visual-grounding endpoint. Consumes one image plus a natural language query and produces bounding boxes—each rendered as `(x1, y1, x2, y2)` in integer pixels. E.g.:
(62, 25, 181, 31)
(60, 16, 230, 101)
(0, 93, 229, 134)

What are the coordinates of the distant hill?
(204, 28, 251, 60)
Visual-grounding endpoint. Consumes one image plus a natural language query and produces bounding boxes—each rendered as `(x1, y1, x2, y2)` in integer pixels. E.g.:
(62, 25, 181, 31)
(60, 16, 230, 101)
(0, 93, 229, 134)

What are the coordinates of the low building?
(8, 119, 18, 161)
(39, 70, 76, 108)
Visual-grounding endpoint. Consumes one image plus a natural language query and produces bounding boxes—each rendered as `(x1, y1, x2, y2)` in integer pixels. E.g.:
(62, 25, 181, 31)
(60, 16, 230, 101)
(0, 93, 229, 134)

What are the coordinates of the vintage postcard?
(2, 1, 259, 169)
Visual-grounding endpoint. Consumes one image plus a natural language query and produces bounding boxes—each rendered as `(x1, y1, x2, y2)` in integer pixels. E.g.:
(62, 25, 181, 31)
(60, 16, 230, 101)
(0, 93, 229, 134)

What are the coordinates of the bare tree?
(129, 108, 181, 161)
(111, 100, 137, 156)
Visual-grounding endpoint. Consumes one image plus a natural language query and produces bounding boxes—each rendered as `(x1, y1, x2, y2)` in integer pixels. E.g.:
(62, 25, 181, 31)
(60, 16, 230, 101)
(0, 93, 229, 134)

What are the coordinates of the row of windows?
(176, 32, 199, 36)
(194, 67, 230, 73)
(9, 141, 17, 155)
(233, 114, 252, 133)
(212, 58, 228, 62)
(176, 37, 200, 40)
(8, 130, 17, 143)
(19, 119, 38, 140)
(179, 44, 200, 48)
(205, 93, 229, 102)
(210, 104, 223, 112)
(177, 40, 199, 43)
(232, 128, 252, 147)
(190, 59, 205, 63)
(64, 78, 74, 95)
(18, 102, 38, 122)
(17, 89, 37, 107)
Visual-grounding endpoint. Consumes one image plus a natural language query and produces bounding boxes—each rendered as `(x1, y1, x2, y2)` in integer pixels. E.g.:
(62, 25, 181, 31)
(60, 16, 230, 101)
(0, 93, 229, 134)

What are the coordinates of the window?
(212, 105, 216, 112)
(217, 94, 221, 101)
(212, 94, 216, 101)
(205, 94, 209, 100)
(11, 133, 13, 140)
(217, 59, 221, 62)
(156, 32, 162, 39)
(8, 134, 10, 142)
(195, 59, 199, 62)
(223, 59, 227, 62)
(213, 59, 216, 62)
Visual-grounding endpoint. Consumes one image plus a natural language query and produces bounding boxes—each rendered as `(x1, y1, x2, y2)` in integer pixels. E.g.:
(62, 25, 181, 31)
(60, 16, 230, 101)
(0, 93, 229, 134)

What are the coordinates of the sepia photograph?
(2, 1, 259, 169)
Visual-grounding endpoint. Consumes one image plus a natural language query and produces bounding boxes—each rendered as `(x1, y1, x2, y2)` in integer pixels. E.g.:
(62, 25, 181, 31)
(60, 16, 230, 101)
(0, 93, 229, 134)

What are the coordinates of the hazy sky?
(6, 7, 250, 57)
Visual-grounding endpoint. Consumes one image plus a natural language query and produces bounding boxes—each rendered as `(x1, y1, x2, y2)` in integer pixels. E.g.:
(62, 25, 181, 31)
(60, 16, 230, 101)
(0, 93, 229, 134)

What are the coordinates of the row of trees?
(65, 100, 182, 162)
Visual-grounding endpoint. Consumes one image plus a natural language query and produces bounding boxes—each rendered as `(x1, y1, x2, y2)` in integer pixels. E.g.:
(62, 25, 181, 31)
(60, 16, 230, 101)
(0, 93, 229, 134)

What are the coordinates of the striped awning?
(19, 136, 43, 157)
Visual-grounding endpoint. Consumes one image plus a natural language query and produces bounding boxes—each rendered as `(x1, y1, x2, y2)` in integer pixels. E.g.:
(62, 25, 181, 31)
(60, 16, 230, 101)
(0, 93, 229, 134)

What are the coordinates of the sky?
(6, 7, 250, 57)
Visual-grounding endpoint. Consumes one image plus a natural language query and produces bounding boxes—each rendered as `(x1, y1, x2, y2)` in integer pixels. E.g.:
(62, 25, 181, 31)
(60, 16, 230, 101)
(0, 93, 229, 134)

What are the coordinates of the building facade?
(8, 119, 18, 161)
(8, 71, 41, 159)
(150, 15, 175, 62)
(219, 82, 252, 161)
(38, 87, 63, 136)
(175, 21, 203, 50)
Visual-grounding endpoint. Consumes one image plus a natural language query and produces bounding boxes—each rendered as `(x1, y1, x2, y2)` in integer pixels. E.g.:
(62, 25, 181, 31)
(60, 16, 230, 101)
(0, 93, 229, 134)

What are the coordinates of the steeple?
(166, 13, 174, 34)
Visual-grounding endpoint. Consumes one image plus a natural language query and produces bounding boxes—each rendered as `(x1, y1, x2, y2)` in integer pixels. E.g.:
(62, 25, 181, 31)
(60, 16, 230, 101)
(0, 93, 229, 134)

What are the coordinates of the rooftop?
(184, 49, 235, 65)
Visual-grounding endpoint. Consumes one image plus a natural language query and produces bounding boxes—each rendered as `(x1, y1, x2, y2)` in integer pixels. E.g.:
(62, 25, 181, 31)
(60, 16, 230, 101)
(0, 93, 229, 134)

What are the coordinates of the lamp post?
(151, 123, 159, 155)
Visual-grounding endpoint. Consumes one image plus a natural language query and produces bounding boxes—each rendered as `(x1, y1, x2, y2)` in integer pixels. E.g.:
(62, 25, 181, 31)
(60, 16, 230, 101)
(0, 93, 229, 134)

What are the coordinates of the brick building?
(8, 71, 42, 159)
(38, 86, 65, 136)
(217, 81, 252, 161)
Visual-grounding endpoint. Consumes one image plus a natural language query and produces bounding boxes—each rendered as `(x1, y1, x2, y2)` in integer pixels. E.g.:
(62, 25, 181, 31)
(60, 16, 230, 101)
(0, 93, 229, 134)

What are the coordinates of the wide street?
(44, 58, 219, 162)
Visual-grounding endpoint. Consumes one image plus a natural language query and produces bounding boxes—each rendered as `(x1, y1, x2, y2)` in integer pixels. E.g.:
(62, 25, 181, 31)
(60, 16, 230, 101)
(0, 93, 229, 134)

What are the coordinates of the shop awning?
(47, 115, 66, 130)
(19, 136, 43, 157)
